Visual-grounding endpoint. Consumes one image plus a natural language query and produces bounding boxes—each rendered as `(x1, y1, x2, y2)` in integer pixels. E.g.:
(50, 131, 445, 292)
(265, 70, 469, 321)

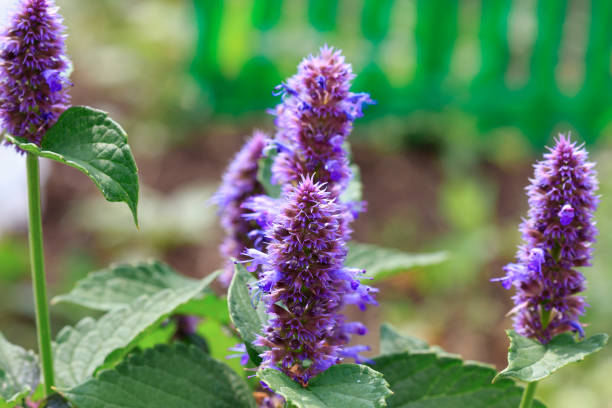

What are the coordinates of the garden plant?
(0, 1, 608, 408)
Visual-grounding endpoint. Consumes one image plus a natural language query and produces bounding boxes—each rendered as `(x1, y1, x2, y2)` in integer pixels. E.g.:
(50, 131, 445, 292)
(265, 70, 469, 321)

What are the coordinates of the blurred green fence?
(191, 0, 611, 146)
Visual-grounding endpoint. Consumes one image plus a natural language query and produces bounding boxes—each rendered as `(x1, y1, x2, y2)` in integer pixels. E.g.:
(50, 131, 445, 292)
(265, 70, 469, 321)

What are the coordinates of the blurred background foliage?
(0, 0, 610, 406)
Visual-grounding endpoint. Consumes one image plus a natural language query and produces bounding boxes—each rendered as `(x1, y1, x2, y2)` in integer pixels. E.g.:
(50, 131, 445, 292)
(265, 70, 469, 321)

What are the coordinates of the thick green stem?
(519, 381, 538, 408)
(26, 153, 54, 396)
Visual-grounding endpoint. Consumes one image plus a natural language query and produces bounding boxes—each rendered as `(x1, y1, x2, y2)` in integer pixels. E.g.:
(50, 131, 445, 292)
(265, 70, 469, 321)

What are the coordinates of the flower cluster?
(219, 47, 377, 387)
(0, 0, 71, 147)
(271, 45, 373, 200)
(213, 131, 269, 285)
(250, 177, 377, 385)
(244, 46, 372, 245)
(493, 135, 598, 343)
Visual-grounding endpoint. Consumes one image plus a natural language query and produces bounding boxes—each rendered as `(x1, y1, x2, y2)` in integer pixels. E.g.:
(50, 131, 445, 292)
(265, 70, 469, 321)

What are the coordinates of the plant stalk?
(26, 153, 54, 396)
(519, 381, 538, 408)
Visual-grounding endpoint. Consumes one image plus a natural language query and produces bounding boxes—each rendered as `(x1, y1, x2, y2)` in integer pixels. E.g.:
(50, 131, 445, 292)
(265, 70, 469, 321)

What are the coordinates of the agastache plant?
(0, 0, 71, 396)
(493, 134, 598, 342)
(0, 0, 140, 402)
(249, 176, 376, 385)
(493, 134, 605, 408)
(213, 130, 269, 285)
(237, 47, 378, 387)
(0, 0, 71, 148)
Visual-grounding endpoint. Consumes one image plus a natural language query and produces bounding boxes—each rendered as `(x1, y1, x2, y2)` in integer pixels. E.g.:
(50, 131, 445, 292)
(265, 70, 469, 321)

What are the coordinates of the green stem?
(519, 381, 538, 408)
(26, 153, 55, 396)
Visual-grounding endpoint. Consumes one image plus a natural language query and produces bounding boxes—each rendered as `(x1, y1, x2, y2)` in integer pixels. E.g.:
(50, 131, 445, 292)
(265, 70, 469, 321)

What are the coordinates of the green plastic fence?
(191, 0, 611, 146)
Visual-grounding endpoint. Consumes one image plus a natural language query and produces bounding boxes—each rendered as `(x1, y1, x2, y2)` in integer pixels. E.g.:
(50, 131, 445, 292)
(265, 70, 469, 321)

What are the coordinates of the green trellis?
(191, 0, 612, 146)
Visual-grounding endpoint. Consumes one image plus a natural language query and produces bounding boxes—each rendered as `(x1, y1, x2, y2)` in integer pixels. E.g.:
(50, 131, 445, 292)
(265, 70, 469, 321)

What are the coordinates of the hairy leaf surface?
(259, 364, 391, 408)
(63, 344, 255, 408)
(0, 333, 39, 407)
(53, 271, 219, 388)
(496, 330, 608, 382)
(52, 261, 201, 311)
(375, 325, 546, 407)
(7, 106, 139, 225)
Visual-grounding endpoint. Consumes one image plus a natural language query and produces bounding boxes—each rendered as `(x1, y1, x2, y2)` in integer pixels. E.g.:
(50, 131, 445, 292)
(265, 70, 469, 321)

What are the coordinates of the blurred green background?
(0, 1, 611, 406)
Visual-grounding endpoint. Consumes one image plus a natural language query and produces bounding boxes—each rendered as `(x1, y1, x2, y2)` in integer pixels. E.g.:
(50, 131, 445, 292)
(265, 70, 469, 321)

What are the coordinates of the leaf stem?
(26, 153, 55, 396)
(519, 381, 538, 408)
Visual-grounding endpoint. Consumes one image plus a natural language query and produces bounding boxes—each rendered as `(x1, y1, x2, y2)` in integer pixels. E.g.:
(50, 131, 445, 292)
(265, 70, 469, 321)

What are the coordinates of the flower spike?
(493, 134, 598, 343)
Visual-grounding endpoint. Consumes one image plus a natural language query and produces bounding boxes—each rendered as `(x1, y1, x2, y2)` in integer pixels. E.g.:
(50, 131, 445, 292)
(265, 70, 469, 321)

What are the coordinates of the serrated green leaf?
(0, 333, 40, 406)
(257, 150, 281, 198)
(52, 260, 202, 311)
(379, 324, 460, 360)
(6, 106, 139, 225)
(496, 330, 608, 383)
(259, 364, 391, 408)
(345, 242, 447, 280)
(228, 263, 268, 365)
(374, 325, 546, 407)
(62, 344, 256, 408)
(372, 353, 545, 408)
(379, 323, 430, 355)
(53, 270, 220, 389)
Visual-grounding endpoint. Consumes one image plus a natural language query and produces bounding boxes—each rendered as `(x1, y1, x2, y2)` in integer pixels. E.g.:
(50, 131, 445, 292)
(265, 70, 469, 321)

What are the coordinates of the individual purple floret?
(0, 0, 71, 148)
(213, 131, 269, 285)
(493, 134, 598, 343)
(250, 176, 377, 385)
(270, 45, 373, 200)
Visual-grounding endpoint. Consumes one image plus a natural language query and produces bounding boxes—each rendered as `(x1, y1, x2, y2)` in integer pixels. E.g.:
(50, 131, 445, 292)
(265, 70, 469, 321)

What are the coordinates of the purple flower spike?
(213, 131, 270, 286)
(1, 0, 72, 148)
(493, 134, 598, 343)
(251, 176, 376, 385)
(271, 45, 374, 200)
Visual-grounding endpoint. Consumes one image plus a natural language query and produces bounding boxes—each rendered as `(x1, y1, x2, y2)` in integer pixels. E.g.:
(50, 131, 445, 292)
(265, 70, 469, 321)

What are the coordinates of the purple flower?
(493, 134, 598, 343)
(251, 176, 377, 385)
(213, 131, 270, 285)
(270, 45, 374, 200)
(0, 0, 71, 148)
(226, 343, 250, 366)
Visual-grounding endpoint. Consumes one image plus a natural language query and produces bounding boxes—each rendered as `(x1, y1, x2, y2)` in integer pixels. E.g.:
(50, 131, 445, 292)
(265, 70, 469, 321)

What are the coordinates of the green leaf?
(345, 242, 447, 280)
(495, 330, 608, 383)
(52, 260, 203, 311)
(6, 106, 139, 225)
(374, 325, 546, 407)
(379, 323, 430, 355)
(373, 353, 545, 408)
(228, 263, 268, 365)
(62, 344, 256, 408)
(0, 333, 40, 406)
(175, 292, 230, 324)
(258, 364, 391, 408)
(257, 150, 281, 198)
(53, 270, 220, 389)
(379, 323, 459, 359)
